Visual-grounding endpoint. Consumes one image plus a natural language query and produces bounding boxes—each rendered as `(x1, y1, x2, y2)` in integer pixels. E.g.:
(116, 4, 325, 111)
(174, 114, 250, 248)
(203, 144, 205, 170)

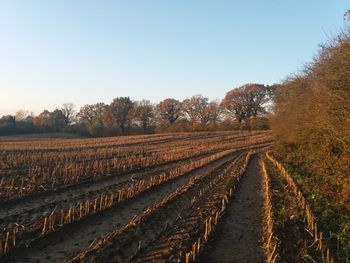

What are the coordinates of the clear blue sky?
(0, 1, 349, 115)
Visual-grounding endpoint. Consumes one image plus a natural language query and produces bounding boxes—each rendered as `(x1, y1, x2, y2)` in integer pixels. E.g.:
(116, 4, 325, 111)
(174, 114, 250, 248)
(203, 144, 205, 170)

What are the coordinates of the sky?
(0, 1, 349, 116)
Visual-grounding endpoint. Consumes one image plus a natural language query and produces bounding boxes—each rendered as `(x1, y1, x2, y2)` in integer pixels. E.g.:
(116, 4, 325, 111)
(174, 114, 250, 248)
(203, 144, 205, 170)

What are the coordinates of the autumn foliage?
(271, 28, 350, 260)
(222, 84, 271, 124)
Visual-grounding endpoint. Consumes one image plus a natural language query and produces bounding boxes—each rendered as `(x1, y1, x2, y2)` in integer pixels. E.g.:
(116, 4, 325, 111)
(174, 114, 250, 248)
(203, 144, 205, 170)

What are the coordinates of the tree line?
(0, 84, 272, 136)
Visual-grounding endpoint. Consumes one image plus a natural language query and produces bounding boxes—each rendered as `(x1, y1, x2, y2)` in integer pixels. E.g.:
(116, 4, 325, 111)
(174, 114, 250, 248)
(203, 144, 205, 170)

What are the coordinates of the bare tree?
(156, 98, 181, 125)
(182, 95, 209, 125)
(206, 100, 222, 125)
(61, 103, 75, 125)
(344, 10, 350, 21)
(134, 100, 154, 132)
(77, 103, 106, 135)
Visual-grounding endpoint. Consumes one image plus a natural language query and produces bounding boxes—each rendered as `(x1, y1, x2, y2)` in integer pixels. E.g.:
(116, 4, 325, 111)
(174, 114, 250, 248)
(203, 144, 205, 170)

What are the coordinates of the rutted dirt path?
(198, 155, 265, 263)
(5, 152, 240, 263)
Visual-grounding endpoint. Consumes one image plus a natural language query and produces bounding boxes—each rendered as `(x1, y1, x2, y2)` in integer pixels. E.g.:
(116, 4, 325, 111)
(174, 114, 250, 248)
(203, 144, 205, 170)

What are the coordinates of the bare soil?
(4, 151, 240, 263)
(197, 154, 265, 263)
(71, 152, 248, 262)
(0, 149, 221, 227)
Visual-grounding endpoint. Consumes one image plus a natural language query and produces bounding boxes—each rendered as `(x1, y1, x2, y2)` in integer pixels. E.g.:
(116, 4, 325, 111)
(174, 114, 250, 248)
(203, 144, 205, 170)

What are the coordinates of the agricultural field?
(0, 131, 339, 262)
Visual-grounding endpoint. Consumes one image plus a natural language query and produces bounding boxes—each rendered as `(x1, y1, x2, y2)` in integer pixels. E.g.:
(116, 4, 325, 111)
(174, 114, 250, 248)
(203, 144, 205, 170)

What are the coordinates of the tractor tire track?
(198, 155, 265, 263)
